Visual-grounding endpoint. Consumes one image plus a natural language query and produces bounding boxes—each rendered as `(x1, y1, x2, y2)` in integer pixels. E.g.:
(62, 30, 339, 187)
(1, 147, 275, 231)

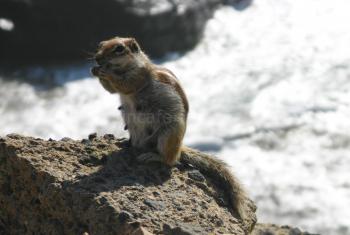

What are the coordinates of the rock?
(103, 134, 116, 140)
(0, 0, 227, 65)
(163, 223, 206, 235)
(133, 227, 154, 235)
(224, 0, 254, 10)
(143, 199, 165, 211)
(252, 224, 316, 235)
(0, 134, 256, 234)
(188, 170, 206, 182)
(88, 133, 97, 141)
(118, 210, 134, 223)
(289, 227, 302, 235)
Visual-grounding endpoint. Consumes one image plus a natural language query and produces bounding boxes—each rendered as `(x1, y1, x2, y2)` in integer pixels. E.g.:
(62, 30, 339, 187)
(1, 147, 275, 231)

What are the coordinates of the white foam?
(0, 18, 14, 31)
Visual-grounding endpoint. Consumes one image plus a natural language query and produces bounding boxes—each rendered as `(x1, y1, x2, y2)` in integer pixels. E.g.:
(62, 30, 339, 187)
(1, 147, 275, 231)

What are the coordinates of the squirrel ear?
(129, 38, 140, 53)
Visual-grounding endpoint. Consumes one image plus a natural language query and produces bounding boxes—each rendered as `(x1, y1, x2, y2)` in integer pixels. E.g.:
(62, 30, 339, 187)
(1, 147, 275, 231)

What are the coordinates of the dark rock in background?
(0, 0, 220, 65)
(0, 0, 254, 65)
(225, 0, 253, 11)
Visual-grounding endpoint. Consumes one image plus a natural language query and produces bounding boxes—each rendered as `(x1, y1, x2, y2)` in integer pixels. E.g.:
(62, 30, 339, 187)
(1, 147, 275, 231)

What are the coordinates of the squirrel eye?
(113, 45, 125, 54)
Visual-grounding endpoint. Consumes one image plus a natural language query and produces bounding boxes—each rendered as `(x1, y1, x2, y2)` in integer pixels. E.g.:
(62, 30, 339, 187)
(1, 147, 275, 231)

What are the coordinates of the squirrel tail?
(179, 146, 256, 233)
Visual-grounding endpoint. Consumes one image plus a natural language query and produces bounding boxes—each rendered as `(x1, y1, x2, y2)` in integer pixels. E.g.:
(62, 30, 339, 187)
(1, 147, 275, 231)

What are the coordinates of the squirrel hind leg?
(157, 127, 184, 166)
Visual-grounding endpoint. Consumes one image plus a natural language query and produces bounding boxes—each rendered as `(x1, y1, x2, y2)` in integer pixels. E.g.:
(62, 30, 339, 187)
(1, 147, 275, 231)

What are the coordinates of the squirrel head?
(94, 37, 146, 70)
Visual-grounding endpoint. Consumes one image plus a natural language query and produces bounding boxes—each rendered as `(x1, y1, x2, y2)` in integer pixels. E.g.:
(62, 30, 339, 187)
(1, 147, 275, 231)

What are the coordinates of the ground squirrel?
(91, 37, 255, 232)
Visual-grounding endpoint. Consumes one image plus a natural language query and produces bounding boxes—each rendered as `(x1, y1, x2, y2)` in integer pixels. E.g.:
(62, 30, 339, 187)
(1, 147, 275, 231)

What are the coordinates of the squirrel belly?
(117, 70, 187, 166)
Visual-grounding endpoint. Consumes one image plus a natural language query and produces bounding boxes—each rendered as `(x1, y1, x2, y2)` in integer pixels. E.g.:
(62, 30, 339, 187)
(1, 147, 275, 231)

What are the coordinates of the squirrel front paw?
(91, 64, 113, 78)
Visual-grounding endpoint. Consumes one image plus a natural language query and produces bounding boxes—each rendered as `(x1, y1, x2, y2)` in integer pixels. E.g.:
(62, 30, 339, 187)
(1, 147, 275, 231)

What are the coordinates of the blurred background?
(1, 0, 350, 234)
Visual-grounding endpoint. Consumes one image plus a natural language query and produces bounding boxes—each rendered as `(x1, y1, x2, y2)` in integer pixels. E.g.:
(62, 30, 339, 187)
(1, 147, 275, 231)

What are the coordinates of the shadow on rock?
(69, 146, 172, 195)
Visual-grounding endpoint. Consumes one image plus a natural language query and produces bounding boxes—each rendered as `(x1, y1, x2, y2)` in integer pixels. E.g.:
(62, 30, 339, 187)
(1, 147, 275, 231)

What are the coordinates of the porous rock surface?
(0, 134, 256, 235)
(252, 224, 317, 235)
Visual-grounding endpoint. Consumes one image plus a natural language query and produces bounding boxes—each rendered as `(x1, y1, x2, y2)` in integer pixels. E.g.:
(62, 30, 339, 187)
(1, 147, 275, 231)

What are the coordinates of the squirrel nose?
(95, 55, 106, 65)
